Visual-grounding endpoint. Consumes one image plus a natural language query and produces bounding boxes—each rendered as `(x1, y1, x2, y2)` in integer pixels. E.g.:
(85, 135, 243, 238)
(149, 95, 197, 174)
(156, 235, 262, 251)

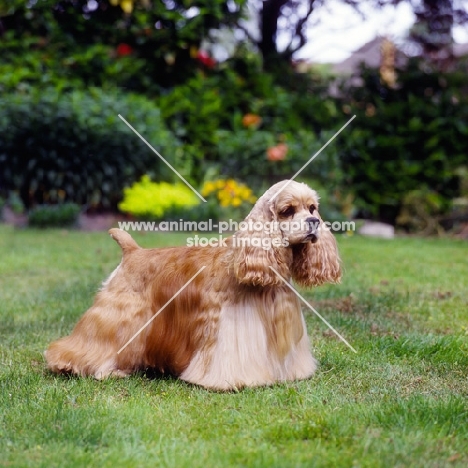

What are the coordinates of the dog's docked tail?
(109, 228, 140, 253)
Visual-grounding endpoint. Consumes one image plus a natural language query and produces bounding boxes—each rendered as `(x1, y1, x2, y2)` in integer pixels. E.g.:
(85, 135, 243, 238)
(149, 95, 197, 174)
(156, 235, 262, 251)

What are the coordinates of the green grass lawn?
(0, 225, 467, 467)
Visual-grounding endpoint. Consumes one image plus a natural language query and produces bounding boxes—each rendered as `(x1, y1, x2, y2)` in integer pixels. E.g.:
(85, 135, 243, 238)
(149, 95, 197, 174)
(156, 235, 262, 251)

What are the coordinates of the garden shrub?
(1, 192, 25, 215)
(158, 56, 338, 182)
(337, 59, 468, 223)
(213, 129, 275, 188)
(213, 129, 344, 193)
(396, 189, 445, 235)
(118, 176, 260, 223)
(28, 203, 80, 228)
(0, 88, 182, 209)
(118, 176, 200, 220)
(0, 39, 149, 94)
(0, 0, 246, 93)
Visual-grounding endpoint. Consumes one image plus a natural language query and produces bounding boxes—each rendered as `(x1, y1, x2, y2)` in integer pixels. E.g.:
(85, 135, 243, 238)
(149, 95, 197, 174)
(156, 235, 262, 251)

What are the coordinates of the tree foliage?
(0, 0, 246, 90)
(338, 57, 468, 222)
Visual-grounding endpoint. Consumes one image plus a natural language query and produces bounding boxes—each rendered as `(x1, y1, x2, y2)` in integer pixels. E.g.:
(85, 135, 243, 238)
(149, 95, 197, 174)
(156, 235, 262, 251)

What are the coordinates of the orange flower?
(242, 113, 262, 128)
(266, 143, 288, 161)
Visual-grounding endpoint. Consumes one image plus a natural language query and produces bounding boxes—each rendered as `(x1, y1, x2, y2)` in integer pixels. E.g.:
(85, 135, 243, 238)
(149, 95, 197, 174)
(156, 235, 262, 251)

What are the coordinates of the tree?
(408, 0, 458, 66)
(0, 0, 247, 90)
(239, 0, 324, 71)
(241, 0, 468, 72)
(259, 0, 324, 74)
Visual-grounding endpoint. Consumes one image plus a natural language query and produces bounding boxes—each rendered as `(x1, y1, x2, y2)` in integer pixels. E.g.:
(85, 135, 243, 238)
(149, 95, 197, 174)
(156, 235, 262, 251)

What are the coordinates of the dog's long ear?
(291, 224, 341, 287)
(229, 201, 290, 287)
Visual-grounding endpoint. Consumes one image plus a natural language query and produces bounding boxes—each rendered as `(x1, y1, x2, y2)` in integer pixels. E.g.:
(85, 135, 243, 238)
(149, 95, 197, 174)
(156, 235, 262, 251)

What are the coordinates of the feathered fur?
(45, 180, 341, 390)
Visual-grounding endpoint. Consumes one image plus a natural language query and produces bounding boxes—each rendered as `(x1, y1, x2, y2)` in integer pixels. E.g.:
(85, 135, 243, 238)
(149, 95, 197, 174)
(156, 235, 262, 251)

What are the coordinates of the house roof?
(332, 36, 406, 75)
(332, 36, 468, 75)
(453, 42, 468, 57)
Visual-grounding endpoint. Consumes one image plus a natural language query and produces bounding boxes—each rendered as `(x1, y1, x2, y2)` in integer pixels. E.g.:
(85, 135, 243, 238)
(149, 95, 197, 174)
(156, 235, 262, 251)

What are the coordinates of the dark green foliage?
(159, 56, 338, 145)
(28, 203, 80, 228)
(2, 1, 468, 226)
(0, 38, 149, 94)
(338, 58, 468, 222)
(0, 88, 179, 208)
(0, 0, 246, 92)
(214, 129, 333, 188)
(158, 56, 340, 185)
(396, 188, 446, 234)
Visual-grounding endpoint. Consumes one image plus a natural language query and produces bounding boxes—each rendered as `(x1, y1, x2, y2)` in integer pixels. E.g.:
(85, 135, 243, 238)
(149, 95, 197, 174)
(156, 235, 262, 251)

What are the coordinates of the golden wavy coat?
(45, 181, 341, 390)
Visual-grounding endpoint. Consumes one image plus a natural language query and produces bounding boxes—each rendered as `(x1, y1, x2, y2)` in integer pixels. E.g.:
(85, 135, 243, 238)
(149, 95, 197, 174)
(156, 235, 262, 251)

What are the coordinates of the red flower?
(267, 143, 288, 161)
(116, 43, 133, 57)
(196, 50, 216, 69)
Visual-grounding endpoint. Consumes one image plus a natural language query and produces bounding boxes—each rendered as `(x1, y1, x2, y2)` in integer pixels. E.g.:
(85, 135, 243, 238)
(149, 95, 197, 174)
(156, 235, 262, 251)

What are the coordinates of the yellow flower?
(218, 191, 230, 203)
(200, 178, 257, 208)
(120, 0, 133, 13)
(238, 187, 251, 200)
(201, 181, 216, 197)
(219, 198, 230, 207)
(189, 46, 198, 59)
(225, 179, 236, 190)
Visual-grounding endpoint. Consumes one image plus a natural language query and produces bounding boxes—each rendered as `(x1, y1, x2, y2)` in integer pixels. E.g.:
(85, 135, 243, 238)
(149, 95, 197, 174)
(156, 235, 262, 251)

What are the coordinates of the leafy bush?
(118, 176, 259, 223)
(28, 203, 80, 228)
(0, 0, 246, 93)
(158, 57, 338, 178)
(0, 88, 181, 209)
(213, 129, 343, 192)
(337, 59, 468, 222)
(118, 176, 200, 220)
(0, 37, 149, 94)
(396, 189, 445, 235)
(213, 129, 275, 187)
(2, 192, 25, 215)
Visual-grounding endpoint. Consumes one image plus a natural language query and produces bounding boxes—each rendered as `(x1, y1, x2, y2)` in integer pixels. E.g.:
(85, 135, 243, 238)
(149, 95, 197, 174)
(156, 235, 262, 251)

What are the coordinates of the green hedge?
(0, 88, 182, 208)
(338, 59, 468, 222)
(28, 203, 81, 228)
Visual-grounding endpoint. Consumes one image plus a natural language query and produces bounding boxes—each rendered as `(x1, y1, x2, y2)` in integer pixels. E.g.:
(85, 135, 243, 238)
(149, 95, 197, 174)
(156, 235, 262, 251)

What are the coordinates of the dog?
(45, 180, 341, 390)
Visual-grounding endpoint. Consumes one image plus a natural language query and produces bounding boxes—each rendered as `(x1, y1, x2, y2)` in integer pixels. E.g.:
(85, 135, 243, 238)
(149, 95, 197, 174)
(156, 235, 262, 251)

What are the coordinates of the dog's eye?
(280, 206, 295, 217)
(309, 205, 317, 214)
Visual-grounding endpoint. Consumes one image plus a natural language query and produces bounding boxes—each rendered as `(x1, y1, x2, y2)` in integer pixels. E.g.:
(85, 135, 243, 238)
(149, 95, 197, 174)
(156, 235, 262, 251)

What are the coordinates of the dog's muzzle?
(304, 217, 320, 243)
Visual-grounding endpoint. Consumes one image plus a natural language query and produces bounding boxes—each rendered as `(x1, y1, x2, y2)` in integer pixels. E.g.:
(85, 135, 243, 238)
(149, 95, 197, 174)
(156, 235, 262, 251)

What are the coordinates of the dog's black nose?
(306, 217, 320, 230)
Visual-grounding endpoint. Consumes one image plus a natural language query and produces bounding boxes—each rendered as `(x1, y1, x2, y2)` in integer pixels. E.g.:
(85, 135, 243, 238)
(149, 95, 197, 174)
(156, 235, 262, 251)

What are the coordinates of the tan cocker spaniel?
(45, 180, 341, 390)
